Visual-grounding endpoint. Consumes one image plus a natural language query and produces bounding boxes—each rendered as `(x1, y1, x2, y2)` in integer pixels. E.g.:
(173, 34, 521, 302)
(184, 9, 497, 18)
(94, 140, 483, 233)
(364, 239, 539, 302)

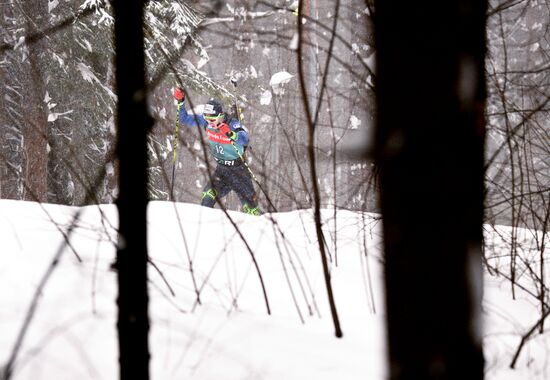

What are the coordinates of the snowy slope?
(0, 200, 548, 379)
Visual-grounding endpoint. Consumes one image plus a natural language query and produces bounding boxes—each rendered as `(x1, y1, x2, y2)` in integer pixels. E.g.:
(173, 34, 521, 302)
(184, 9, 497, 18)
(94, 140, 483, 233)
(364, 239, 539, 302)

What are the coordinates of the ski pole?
(230, 77, 243, 122)
(170, 104, 181, 200)
(229, 77, 277, 212)
(229, 77, 258, 182)
(230, 139, 259, 183)
(229, 134, 277, 213)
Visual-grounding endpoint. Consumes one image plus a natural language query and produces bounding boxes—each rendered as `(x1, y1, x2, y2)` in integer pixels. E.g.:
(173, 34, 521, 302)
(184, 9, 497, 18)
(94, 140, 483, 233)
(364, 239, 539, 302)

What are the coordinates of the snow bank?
(1, 200, 548, 380)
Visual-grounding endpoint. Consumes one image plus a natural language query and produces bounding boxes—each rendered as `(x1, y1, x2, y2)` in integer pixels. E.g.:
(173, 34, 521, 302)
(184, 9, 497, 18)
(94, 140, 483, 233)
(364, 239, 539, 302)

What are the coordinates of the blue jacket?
(178, 102, 249, 163)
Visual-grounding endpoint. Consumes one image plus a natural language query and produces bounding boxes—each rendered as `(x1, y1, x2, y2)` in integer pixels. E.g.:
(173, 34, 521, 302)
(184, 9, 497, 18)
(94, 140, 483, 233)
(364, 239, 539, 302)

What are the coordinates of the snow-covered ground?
(1, 200, 548, 379)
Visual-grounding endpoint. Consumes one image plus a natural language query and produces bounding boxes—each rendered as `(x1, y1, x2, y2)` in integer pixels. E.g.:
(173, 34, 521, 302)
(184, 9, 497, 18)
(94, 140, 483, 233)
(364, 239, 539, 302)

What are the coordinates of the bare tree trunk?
(374, 1, 487, 379)
(46, 1, 77, 205)
(0, 68, 21, 199)
(112, 0, 151, 379)
(21, 1, 48, 202)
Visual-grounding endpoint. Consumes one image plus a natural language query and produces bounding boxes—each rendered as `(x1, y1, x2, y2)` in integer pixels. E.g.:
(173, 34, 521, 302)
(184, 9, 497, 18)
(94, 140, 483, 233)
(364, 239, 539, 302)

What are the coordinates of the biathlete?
(173, 87, 261, 215)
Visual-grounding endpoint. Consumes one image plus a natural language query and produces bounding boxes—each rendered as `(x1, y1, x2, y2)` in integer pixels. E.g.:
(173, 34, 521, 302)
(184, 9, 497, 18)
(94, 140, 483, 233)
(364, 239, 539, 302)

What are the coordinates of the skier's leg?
(201, 166, 231, 207)
(200, 184, 217, 207)
(230, 165, 261, 215)
(242, 202, 261, 216)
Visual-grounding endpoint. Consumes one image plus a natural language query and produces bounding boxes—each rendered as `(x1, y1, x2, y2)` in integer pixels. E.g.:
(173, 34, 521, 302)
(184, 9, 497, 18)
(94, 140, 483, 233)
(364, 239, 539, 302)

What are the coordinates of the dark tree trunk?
(21, 1, 48, 202)
(112, 0, 152, 379)
(47, 1, 76, 205)
(0, 67, 22, 200)
(373, 2, 487, 379)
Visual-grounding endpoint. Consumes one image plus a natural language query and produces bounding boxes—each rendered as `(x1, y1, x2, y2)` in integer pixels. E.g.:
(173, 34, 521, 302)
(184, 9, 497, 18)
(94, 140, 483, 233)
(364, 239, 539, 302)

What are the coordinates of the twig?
(510, 306, 550, 368)
(296, 0, 343, 338)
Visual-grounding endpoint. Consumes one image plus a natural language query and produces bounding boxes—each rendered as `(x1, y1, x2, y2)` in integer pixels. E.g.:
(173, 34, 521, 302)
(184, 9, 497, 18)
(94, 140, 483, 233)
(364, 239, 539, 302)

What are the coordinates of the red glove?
(218, 124, 230, 135)
(218, 124, 236, 140)
(173, 87, 185, 102)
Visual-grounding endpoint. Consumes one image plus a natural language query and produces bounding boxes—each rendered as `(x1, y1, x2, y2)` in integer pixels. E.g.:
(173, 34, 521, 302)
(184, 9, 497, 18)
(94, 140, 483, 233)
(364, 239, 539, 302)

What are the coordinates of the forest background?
(0, 0, 549, 379)
(1, 0, 548, 231)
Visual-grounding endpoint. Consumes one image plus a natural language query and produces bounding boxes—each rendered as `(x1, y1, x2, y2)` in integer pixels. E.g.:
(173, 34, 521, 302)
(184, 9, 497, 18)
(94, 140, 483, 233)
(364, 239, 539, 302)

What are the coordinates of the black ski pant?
(201, 162, 258, 209)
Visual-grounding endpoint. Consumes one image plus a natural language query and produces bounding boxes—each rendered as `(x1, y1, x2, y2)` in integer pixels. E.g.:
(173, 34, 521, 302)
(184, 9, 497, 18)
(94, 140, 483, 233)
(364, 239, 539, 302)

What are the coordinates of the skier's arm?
(226, 120, 250, 146)
(177, 101, 206, 128)
(173, 87, 205, 128)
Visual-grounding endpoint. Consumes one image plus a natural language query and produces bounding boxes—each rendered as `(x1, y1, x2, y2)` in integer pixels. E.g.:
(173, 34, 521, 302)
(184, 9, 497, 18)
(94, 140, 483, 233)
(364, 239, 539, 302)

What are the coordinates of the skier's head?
(203, 99, 224, 127)
(203, 99, 223, 116)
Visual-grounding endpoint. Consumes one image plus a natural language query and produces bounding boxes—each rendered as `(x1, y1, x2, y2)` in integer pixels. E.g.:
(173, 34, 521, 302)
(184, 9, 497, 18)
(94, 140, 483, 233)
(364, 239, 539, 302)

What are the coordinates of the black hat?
(203, 99, 223, 116)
